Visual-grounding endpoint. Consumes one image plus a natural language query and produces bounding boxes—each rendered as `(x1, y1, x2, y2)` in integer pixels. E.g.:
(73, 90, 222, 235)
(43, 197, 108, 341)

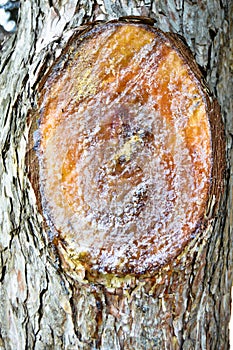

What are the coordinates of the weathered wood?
(0, 1, 232, 349)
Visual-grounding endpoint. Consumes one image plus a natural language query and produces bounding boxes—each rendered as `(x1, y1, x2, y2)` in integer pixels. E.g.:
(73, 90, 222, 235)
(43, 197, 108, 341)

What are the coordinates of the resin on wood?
(37, 20, 225, 277)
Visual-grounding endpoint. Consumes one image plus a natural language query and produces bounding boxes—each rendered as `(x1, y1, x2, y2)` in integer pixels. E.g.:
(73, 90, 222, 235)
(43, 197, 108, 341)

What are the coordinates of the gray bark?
(0, 1, 232, 349)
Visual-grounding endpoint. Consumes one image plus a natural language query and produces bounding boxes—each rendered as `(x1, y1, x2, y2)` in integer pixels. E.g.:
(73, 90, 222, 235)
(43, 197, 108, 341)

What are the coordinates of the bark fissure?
(35, 270, 49, 337)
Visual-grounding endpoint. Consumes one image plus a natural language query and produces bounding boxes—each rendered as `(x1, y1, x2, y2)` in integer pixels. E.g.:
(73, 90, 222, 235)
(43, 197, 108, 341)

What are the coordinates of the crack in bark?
(35, 269, 49, 339)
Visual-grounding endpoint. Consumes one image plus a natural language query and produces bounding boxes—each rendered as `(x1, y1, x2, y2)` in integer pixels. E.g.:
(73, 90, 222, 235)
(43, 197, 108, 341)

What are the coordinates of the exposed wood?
(35, 20, 224, 279)
(0, 1, 232, 349)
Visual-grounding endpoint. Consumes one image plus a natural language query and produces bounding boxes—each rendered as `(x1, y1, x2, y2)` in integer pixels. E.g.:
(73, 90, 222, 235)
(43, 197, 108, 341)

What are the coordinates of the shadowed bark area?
(0, 1, 232, 349)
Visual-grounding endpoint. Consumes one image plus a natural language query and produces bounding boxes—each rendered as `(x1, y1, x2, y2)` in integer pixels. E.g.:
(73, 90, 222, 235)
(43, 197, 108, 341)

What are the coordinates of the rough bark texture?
(0, 1, 232, 349)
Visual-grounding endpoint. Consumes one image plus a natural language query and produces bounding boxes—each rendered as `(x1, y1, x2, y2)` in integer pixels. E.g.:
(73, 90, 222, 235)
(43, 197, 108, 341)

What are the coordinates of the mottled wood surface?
(0, 1, 232, 349)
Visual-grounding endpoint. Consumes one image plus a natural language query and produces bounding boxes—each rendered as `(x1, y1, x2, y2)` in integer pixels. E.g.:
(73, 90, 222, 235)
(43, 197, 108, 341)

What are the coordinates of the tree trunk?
(0, 1, 232, 349)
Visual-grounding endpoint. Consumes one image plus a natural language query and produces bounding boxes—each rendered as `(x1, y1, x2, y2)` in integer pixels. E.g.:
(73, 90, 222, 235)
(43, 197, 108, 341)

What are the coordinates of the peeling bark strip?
(0, 1, 232, 350)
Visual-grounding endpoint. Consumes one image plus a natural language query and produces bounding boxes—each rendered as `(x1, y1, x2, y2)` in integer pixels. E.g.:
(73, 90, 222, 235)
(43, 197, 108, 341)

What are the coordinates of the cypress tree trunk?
(0, 1, 232, 349)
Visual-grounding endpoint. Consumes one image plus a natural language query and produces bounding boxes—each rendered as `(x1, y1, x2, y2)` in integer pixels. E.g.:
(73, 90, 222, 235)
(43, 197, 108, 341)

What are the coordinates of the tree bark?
(0, 1, 232, 349)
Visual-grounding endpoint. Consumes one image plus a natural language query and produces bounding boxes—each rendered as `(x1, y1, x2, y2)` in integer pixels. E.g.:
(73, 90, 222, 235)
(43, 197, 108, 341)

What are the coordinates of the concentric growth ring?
(37, 21, 222, 277)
